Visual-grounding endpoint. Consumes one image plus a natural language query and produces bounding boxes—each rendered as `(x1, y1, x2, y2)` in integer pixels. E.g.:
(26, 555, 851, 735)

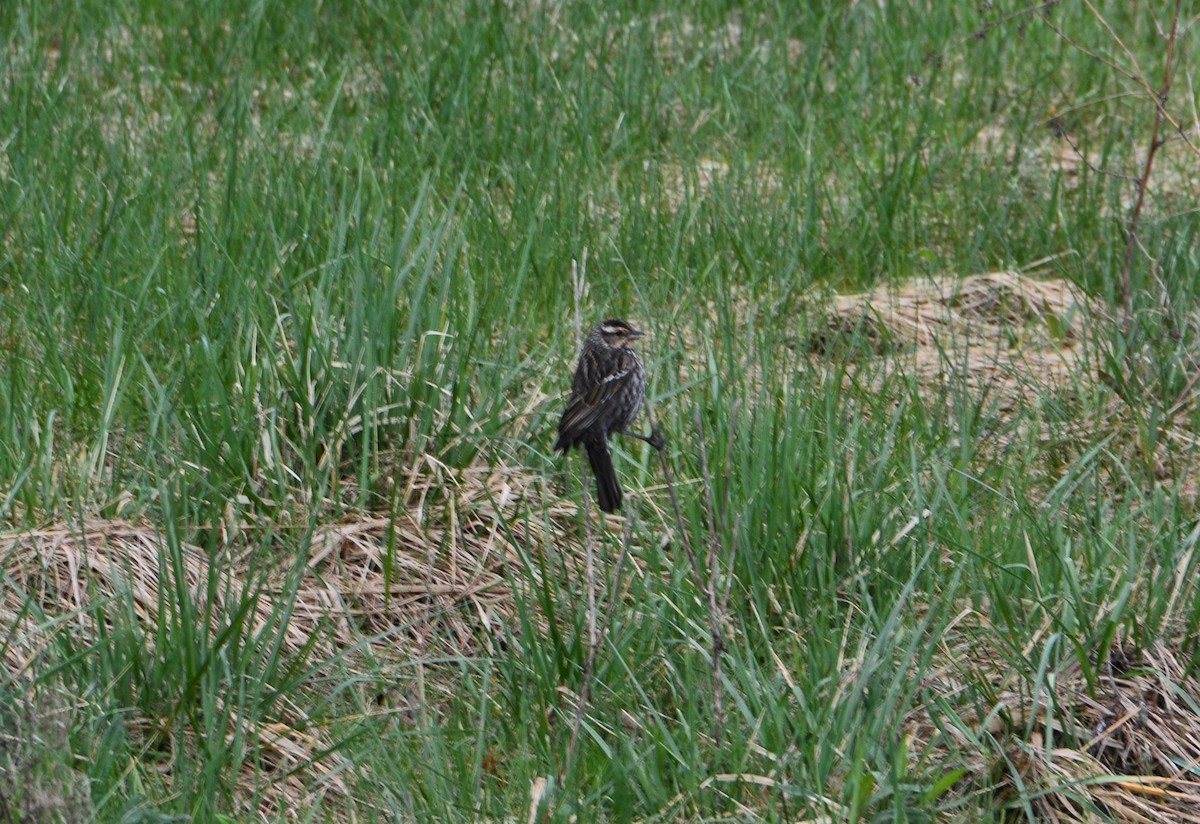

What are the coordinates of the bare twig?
(933, 1, 1200, 161)
(719, 400, 740, 541)
(1116, 0, 1181, 336)
(719, 406, 740, 623)
(583, 481, 597, 645)
(695, 408, 720, 561)
(722, 513, 741, 619)
(1081, 0, 1199, 157)
(1038, 18, 1140, 84)
(1040, 7, 1199, 158)
(1057, 128, 1139, 183)
(930, 2, 1065, 72)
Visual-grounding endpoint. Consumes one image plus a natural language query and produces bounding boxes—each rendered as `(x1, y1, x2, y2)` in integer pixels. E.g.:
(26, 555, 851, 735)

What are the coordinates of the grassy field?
(3, 1, 1200, 821)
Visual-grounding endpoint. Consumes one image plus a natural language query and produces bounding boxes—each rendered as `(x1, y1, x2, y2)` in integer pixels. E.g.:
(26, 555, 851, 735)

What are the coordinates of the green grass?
(2, 0, 1200, 821)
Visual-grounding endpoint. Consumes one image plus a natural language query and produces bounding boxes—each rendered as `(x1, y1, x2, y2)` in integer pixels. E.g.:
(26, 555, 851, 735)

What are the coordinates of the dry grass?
(811, 270, 1102, 413)
(0, 519, 358, 816)
(809, 270, 1200, 502)
(809, 272, 1200, 820)
(2, 263, 1190, 819)
(910, 618, 1200, 822)
(0, 466, 565, 672)
(0, 455, 581, 818)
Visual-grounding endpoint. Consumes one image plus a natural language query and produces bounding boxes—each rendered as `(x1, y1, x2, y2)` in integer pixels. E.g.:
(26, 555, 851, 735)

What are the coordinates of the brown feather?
(554, 319, 648, 512)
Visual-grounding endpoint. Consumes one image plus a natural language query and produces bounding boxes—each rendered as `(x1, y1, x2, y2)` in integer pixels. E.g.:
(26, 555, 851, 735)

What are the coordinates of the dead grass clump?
(0, 456, 570, 817)
(911, 621, 1200, 823)
(0, 521, 357, 815)
(1012, 641, 1200, 822)
(0, 459, 560, 674)
(308, 456, 573, 661)
(813, 271, 1102, 413)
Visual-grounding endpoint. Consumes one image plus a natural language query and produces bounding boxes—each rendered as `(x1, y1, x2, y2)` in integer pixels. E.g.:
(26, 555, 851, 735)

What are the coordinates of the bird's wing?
(557, 355, 636, 442)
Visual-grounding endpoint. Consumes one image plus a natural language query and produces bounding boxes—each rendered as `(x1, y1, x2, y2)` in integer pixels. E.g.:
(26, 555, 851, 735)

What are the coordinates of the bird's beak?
(629, 328, 645, 339)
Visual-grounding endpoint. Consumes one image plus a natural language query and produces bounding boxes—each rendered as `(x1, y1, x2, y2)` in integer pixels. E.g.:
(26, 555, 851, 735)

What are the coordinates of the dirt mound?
(812, 271, 1101, 411)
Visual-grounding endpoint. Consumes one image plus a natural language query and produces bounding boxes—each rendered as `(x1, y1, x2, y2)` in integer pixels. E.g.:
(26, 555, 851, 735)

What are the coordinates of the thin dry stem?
(1116, 0, 1181, 336)
(572, 249, 588, 352)
(1081, 0, 1198, 156)
(564, 251, 598, 780)
(1058, 128, 1139, 183)
(657, 436, 702, 587)
(719, 401, 740, 541)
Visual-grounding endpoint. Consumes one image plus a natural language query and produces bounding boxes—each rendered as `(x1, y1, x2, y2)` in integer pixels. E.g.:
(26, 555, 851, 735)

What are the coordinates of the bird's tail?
(585, 440, 622, 513)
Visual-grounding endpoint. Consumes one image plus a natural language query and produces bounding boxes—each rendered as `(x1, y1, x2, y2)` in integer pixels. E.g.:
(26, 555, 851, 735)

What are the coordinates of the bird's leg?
(620, 425, 666, 452)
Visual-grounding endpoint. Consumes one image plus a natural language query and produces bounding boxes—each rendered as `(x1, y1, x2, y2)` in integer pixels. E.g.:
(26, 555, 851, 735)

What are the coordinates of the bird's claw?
(648, 426, 666, 452)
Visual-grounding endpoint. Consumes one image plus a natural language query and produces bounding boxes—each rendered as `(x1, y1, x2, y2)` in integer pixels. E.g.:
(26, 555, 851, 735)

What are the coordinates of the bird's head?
(595, 319, 644, 349)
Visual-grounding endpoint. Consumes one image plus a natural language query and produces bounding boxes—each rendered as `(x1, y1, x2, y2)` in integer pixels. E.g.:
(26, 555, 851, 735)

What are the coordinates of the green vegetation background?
(2, 1, 1199, 821)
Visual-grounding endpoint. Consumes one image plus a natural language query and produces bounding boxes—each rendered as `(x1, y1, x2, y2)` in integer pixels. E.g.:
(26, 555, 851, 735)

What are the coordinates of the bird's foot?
(646, 426, 666, 451)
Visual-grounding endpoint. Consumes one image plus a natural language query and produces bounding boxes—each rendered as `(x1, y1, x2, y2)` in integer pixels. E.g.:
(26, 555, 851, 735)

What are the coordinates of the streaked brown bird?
(554, 318, 661, 513)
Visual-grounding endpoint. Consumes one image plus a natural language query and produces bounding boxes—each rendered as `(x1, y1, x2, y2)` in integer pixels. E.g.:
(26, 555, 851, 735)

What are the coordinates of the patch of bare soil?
(811, 270, 1103, 413)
